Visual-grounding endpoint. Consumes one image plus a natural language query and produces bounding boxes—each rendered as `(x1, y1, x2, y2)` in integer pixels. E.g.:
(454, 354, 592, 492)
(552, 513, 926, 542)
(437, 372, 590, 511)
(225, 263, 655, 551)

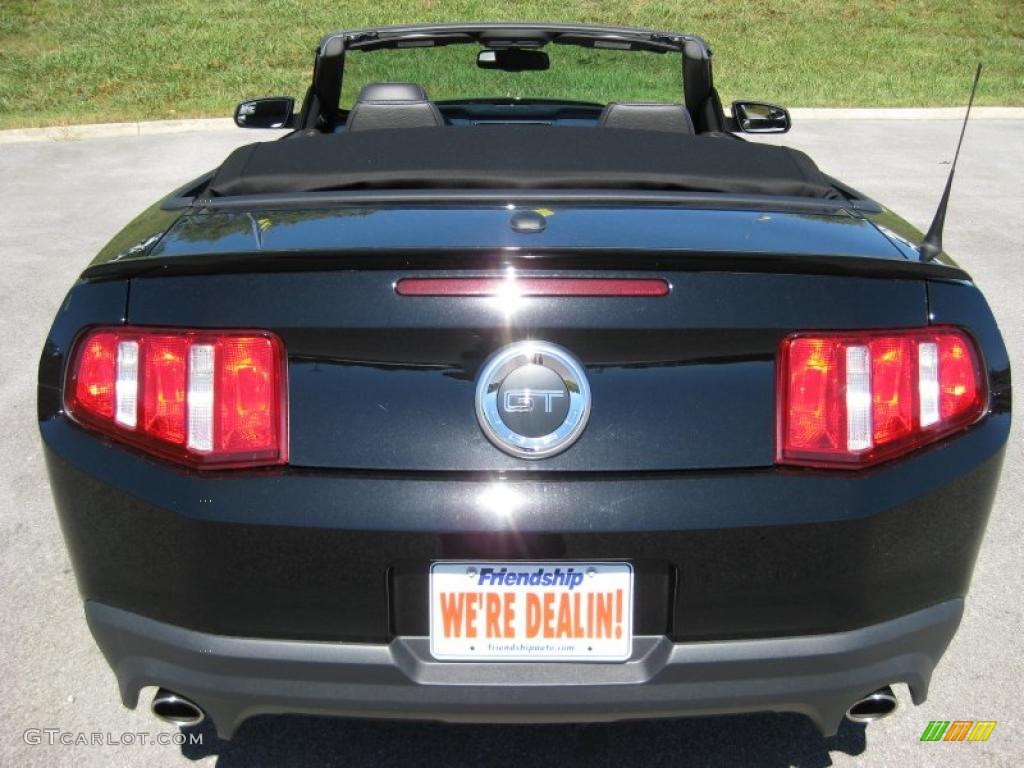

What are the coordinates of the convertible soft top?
(206, 127, 842, 199)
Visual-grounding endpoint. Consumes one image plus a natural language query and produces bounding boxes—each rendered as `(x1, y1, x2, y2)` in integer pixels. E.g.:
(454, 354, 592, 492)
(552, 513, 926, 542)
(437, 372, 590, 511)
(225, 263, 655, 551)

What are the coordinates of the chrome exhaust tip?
(151, 688, 205, 728)
(846, 685, 898, 723)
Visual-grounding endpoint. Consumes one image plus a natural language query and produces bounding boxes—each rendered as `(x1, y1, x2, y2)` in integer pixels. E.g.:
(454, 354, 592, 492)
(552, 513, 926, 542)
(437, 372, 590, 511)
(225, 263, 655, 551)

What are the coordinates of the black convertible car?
(40, 23, 1010, 739)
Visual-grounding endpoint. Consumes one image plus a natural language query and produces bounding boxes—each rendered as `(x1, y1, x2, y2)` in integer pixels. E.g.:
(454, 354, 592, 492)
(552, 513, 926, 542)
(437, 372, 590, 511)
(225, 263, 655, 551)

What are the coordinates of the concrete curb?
(789, 107, 1024, 120)
(1, 107, 1022, 144)
(0, 118, 238, 144)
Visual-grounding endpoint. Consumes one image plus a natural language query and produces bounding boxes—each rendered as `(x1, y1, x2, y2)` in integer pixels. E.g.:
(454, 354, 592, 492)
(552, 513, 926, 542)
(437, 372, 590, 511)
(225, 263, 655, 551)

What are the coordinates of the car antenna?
(918, 63, 982, 262)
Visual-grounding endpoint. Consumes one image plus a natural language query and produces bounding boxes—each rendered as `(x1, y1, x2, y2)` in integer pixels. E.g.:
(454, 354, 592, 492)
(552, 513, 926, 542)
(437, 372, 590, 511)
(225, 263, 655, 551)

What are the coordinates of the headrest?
(346, 82, 444, 132)
(355, 82, 431, 102)
(598, 103, 695, 134)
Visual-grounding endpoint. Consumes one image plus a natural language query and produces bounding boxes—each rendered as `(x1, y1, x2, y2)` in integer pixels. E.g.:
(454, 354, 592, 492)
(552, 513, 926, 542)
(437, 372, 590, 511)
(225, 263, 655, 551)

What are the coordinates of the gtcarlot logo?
(920, 720, 997, 742)
(23, 729, 202, 747)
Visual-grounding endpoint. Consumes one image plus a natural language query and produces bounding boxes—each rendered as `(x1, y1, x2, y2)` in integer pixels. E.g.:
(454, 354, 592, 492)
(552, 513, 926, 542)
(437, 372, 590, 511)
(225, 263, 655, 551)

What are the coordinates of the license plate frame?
(428, 561, 634, 662)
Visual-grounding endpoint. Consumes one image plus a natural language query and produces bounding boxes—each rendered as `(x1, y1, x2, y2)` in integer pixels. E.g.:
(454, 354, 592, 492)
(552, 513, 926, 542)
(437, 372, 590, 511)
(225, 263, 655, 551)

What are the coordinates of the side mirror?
(234, 97, 296, 129)
(731, 101, 791, 134)
(477, 49, 550, 72)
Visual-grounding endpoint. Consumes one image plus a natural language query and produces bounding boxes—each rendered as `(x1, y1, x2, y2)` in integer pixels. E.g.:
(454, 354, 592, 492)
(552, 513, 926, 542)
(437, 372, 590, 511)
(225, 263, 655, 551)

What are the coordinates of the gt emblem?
(475, 341, 591, 459)
(503, 389, 566, 413)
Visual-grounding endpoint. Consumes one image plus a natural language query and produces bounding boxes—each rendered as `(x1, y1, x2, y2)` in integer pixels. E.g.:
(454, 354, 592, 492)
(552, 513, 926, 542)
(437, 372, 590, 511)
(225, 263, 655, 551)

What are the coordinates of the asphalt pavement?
(0, 117, 1020, 767)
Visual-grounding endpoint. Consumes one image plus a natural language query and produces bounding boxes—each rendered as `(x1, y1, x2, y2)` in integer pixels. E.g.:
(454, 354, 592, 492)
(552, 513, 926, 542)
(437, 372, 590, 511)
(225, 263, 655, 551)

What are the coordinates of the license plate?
(429, 561, 634, 661)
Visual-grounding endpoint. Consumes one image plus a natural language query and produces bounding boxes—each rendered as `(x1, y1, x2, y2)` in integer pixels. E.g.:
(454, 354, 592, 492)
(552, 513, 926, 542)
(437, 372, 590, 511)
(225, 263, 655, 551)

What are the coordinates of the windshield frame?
(301, 22, 722, 134)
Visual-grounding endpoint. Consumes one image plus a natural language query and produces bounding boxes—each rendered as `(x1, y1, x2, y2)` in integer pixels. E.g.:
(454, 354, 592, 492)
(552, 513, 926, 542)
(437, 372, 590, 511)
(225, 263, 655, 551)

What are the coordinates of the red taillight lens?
(66, 327, 287, 468)
(782, 337, 845, 457)
(141, 335, 188, 445)
(215, 337, 280, 454)
(938, 334, 980, 422)
(778, 328, 986, 468)
(869, 336, 915, 446)
(73, 332, 118, 420)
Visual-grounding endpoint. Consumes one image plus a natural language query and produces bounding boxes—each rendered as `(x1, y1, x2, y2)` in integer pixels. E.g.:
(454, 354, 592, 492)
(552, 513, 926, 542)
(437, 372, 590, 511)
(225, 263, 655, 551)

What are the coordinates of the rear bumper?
(44, 401, 1007, 738)
(88, 598, 962, 738)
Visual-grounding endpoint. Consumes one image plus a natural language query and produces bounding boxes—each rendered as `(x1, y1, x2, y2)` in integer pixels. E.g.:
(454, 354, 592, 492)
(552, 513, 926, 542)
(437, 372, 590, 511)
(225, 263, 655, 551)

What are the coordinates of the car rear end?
(39, 199, 1010, 738)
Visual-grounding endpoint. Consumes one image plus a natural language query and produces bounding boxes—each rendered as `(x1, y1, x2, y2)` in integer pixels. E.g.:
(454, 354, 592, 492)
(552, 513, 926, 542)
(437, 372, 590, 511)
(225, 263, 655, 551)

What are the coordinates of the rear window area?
(339, 45, 683, 106)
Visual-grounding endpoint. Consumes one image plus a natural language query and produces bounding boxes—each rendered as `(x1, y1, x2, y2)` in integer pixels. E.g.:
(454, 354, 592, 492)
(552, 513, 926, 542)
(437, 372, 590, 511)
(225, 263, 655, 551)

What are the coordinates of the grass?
(0, 0, 1021, 129)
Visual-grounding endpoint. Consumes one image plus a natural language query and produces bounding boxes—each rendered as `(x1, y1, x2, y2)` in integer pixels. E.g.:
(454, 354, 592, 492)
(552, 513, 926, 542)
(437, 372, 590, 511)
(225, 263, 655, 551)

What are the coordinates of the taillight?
(66, 327, 287, 468)
(777, 327, 986, 468)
